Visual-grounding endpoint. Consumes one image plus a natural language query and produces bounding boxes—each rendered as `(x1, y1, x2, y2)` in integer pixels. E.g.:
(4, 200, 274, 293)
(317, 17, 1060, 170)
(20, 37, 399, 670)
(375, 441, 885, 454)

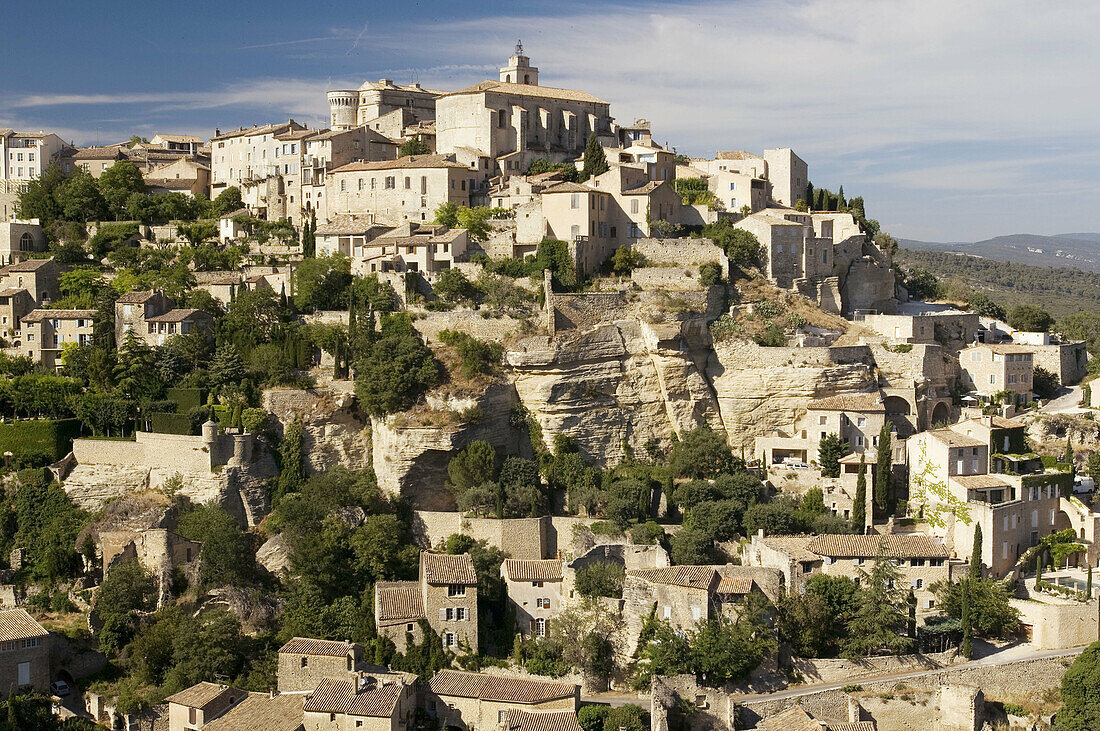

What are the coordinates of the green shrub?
(165, 387, 208, 411)
(0, 418, 82, 466)
(149, 412, 193, 435)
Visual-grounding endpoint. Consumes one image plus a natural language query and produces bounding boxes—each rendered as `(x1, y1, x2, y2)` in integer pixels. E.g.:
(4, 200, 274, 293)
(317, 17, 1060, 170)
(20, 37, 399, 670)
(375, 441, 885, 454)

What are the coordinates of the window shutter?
(439, 608, 448, 622)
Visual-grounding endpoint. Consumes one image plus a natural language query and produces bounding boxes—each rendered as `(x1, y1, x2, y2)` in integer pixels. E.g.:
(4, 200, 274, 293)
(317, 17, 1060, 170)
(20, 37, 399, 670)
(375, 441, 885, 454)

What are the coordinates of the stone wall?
(633, 238, 727, 269)
(412, 310, 529, 347)
(72, 431, 236, 473)
(1012, 595, 1100, 649)
(411, 512, 549, 559)
(792, 650, 959, 684)
(631, 267, 706, 292)
(1030, 341, 1089, 386)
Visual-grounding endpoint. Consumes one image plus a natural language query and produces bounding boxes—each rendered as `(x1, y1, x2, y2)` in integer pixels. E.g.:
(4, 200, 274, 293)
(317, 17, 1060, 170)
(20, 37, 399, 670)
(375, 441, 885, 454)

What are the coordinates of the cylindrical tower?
(327, 90, 359, 131)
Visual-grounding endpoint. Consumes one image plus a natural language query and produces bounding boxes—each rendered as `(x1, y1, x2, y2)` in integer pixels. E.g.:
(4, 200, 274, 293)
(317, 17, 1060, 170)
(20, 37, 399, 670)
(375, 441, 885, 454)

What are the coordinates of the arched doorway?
(883, 395, 915, 437)
(930, 402, 950, 428)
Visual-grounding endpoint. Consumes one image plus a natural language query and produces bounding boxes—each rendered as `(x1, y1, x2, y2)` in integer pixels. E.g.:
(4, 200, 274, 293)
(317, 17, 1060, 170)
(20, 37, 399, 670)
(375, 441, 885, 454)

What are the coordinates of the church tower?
(499, 41, 539, 86)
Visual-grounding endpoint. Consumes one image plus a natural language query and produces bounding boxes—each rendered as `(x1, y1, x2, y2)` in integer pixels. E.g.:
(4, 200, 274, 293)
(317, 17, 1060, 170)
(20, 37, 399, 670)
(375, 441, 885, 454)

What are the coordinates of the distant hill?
(895, 248, 1100, 320)
(898, 233, 1100, 273)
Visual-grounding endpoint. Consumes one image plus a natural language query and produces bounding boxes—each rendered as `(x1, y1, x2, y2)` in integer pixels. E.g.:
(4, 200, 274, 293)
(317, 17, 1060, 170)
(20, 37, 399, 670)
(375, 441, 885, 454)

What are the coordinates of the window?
(300, 656, 308, 668)
(571, 193, 580, 209)
(819, 416, 827, 425)
(535, 617, 546, 636)
(189, 708, 197, 725)
(404, 176, 411, 190)
(914, 578, 923, 589)
(729, 182, 736, 190)
(500, 711, 508, 723)
(498, 109, 507, 128)
(385, 176, 395, 189)
(448, 584, 466, 597)
(691, 606, 701, 621)
(662, 606, 671, 619)
(1002, 542, 1009, 559)
(443, 632, 455, 647)
(456, 607, 466, 621)
(340, 179, 346, 192)
(444, 607, 454, 621)
(358, 178, 364, 191)
(631, 199, 639, 214)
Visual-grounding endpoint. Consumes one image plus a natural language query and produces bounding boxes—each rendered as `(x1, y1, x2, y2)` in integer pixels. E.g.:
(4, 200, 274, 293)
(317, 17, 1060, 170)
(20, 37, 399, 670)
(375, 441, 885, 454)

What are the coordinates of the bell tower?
(499, 41, 539, 86)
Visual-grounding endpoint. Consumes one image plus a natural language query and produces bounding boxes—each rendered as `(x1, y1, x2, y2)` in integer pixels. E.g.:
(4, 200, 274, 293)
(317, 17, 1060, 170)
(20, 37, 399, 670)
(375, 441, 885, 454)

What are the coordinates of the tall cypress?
(581, 132, 609, 181)
(907, 588, 917, 639)
(852, 454, 867, 533)
(970, 524, 983, 578)
(960, 580, 973, 659)
(1064, 437, 1074, 467)
(875, 424, 892, 514)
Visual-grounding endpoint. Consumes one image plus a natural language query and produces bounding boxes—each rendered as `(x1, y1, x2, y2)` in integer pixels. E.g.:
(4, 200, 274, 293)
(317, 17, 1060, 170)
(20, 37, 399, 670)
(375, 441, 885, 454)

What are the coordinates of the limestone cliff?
(262, 385, 372, 474)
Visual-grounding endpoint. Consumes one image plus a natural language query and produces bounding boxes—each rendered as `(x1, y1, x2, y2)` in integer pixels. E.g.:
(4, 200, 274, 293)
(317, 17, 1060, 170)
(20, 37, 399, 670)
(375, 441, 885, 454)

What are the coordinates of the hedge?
(0, 418, 82, 468)
(165, 388, 208, 412)
(149, 412, 193, 436)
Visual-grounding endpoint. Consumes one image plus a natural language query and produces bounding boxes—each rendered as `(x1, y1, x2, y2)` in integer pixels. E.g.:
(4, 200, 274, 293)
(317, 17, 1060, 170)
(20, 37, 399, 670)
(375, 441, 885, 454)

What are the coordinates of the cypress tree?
(805, 182, 814, 207)
(970, 524, 983, 578)
(852, 454, 867, 533)
(960, 580, 973, 659)
(581, 132, 609, 181)
(1064, 437, 1074, 467)
(1088, 564, 1093, 598)
(837, 184, 846, 209)
(875, 424, 892, 514)
(907, 588, 917, 639)
(276, 418, 306, 502)
(1036, 551, 1043, 583)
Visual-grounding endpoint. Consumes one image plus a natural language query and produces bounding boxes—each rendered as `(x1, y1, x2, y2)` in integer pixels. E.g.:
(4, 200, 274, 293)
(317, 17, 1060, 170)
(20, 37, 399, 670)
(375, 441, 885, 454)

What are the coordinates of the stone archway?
(930, 402, 951, 428)
(883, 395, 916, 437)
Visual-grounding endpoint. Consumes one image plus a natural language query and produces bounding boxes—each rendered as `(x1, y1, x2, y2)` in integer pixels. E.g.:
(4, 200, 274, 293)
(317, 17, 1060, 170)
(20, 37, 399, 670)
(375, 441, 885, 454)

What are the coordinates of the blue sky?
(4, 0, 1099, 242)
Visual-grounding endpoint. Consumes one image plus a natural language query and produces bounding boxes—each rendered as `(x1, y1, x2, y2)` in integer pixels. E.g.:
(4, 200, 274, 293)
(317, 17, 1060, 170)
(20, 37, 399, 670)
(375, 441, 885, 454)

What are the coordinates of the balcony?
(991, 452, 1044, 476)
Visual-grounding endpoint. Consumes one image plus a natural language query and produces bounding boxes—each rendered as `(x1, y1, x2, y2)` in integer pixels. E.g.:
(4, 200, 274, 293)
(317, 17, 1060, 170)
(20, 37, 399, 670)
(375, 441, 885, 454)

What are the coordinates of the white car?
(50, 680, 70, 696)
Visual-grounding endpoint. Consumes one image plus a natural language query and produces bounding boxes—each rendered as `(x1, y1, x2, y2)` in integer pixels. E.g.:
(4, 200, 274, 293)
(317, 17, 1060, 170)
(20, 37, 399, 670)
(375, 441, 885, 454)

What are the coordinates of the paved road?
(1041, 385, 1084, 414)
(727, 644, 1088, 703)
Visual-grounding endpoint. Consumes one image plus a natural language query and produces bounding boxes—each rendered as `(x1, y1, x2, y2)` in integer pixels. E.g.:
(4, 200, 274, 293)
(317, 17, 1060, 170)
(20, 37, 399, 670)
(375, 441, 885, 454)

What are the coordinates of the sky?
(4, 0, 1099, 242)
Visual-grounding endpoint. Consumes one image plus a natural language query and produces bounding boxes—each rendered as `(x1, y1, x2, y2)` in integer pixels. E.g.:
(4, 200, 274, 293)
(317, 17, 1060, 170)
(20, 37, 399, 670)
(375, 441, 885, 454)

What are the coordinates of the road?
(1041, 385, 1084, 414)
(727, 643, 1087, 704)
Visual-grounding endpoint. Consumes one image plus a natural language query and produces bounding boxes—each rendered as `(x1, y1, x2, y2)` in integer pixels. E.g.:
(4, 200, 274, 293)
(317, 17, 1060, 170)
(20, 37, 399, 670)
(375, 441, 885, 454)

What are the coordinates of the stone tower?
(499, 41, 539, 86)
(327, 89, 359, 131)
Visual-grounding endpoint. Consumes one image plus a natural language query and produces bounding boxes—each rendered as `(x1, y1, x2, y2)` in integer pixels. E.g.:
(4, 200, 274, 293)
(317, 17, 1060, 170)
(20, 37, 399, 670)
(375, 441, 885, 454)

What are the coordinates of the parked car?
(50, 680, 69, 697)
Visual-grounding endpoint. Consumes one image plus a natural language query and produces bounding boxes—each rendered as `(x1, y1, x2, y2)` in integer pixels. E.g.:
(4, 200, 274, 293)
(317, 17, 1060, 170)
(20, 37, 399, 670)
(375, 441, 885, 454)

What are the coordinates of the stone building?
(326, 154, 473, 226)
(425, 669, 578, 731)
(0, 130, 73, 221)
(0, 609, 49, 696)
(374, 552, 479, 653)
(562, 543, 670, 604)
(202, 691, 304, 731)
(501, 558, 564, 638)
(502, 709, 583, 731)
(958, 343, 1034, 404)
(741, 532, 950, 612)
(302, 675, 416, 731)
(99, 528, 200, 607)
(114, 290, 213, 347)
(209, 120, 307, 195)
(327, 79, 441, 132)
(165, 682, 246, 731)
(761, 148, 808, 207)
(0, 256, 59, 305)
(17, 308, 95, 369)
(277, 637, 364, 692)
(0, 220, 46, 266)
(538, 182, 614, 277)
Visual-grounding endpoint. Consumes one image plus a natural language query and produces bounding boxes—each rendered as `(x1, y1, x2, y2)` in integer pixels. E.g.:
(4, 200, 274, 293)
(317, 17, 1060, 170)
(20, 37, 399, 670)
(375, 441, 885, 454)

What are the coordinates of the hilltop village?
(1, 47, 1100, 730)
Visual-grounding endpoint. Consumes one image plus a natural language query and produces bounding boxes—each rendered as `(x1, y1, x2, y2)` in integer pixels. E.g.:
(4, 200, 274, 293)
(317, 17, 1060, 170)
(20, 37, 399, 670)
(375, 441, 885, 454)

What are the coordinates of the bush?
(0, 418, 82, 467)
(699, 262, 723, 287)
(574, 562, 625, 598)
(149, 412, 193, 435)
(753, 323, 787, 347)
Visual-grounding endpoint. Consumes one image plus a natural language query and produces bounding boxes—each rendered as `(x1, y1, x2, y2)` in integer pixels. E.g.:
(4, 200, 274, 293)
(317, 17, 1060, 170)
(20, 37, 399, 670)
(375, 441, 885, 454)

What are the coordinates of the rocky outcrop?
(709, 341, 876, 450)
(372, 382, 524, 508)
(256, 534, 292, 577)
(263, 385, 372, 474)
(507, 318, 723, 465)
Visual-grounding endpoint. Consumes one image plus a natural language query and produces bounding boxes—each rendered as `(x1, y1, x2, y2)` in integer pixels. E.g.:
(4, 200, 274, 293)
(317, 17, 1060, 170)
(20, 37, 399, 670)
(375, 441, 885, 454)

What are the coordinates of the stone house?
(741, 532, 950, 612)
(590, 164, 681, 238)
(193, 270, 273, 306)
(860, 309, 980, 347)
(374, 552, 479, 654)
(0, 256, 59, 305)
(17, 308, 95, 369)
(142, 156, 211, 198)
(538, 182, 614, 277)
(99, 528, 201, 607)
(114, 289, 174, 343)
(326, 154, 473, 227)
(277, 637, 364, 692)
(202, 691, 305, 731)
(143, 308, 215, 347)
(150, 134, 204, 155)
(761, 148, 808, 207)
(501, 559, 564, 638)
(209, 120, 307, 196)
(502, 709, 583, 731)
(365, 224, 469, 280)
(0, 609, 49, 696)
(164, 681, 247, 731)
(0, 286, 34, 342)
(958, 343, 1034, 404)
(425, 669, 578, 731)
(562, 543, 669, 604)
(327, 79, 440, 132)
(302, 675, 415, 731)
(0, 220, 47, 266)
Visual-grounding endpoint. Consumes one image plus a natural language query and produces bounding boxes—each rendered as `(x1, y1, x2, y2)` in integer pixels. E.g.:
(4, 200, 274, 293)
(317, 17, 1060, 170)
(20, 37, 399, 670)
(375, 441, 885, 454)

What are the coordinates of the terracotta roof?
(806, 534, 949, 559)
(758, 535, 819, 563)
(153, 134, 204, 144)
(807, 393, 884, 412)
(165, 682, 238, 709)
(145, 178, 196, 189)
(279, 637, 358, 657)
(428, 670, 576, 704)
(376, 581, 424, 622)
(219, 207, 250, 220)
(115, 290, 158, 304)
(21, 309, 96, 322)
(194, 271, 243, 286)
(503, 709, 583, 731)
(954, 475, 1013, 490)
(828, 724, 875, 731)
(755, 705, 819, 731)
(1, 258, 54, 273)
(315, 215, 386, 236)
(541, 182, 599, 195)
(502, 559, 563, 582)
(627, 566, 717, 590)
(73, 146, 128, 160)
(212, 121, 304, 141)
(330, 154, 467, 173)
(715, 576, 753, 594)
(958, 416, 1024, 430)
(926, 429, 986, 448)
(716, 150, 762, 161)
(145, 308, 212, 323)
(620, 181, 663, 195)
(304, 677, 406, 717)
(443, 80, 607, 105)
(0, 287, 27, 297)
(0, 609, 47, 642)
(421, 552, 477, 585)
(203, 692, 304, 731)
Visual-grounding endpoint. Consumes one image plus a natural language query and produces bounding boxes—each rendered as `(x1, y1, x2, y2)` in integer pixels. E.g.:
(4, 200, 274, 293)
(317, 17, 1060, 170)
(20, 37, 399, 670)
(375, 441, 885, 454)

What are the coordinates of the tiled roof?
(376, 581, 424, 622)
(828, 723, 876, 731)
(541, 182, 598, 195)
(970, 343, 1033, 354)
(444, 80, 607, 105)
(1, 258, 54, 273)
(73, 145, 128, 160)
(758, 535, 819, 563)
(620, 181, 663, 196)
(304, 677, 406, 717)
(807, 393, 884, 412)
(627, 566, 717, 590)
(926, 429, 986, 448)
(194, 271, 243, 286)
(421, 552, 477, 585)
(165, 682, 237, 709)
(278, 637, 357, 657)
(716, 150, 762, 161)
(715, 576, 753, 594)
(954, 475, 1013, 490)
(115, 290, 157, 304)
(806, 534, 949, 559)
(0, 609, 47, 642)
(203, 692, 304, 731)
(429, 669, 576, 704)
(219, 207, 250, 220)
(0, 287, 27, 297)
(503, 709, 583, 731)
(755, 705, 819, 731)
(145, 308, 211, 323)
(330, 154, 467, 173)
(211, 121, 304, 141)
(315, 215, 385, 236)
(153, 134, 204, 144)
(21, 309, 96, 322)
(502, 559, 563, 582)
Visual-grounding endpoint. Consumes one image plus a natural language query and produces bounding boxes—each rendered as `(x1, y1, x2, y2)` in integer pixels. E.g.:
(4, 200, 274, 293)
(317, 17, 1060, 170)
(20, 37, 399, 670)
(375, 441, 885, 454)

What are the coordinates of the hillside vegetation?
(896, 248, 1100, 320)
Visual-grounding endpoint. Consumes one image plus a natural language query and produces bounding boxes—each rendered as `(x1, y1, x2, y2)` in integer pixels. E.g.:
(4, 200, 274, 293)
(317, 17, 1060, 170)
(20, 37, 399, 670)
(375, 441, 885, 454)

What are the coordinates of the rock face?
(263, 386, 372, 474)
(507, 318, 723, 465)
(371, 382, 524, 508)
(709, 341, 876, 450)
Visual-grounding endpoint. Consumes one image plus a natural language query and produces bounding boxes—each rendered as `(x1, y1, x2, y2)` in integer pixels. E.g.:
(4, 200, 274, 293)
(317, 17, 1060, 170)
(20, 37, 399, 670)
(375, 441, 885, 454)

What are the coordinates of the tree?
(434, 268, 480, 305)
(95, 558, 157, 655)
(668, 427, 741, 479)
(931, 577, 1019, 639)
(56, 169, 108, 222)
(1033, 366, 1060, 400)
(610, 246, 645, 275)
(456, 206, 493, 243)
(277, 418, 306, 502)
(176, 221, 218, 246)
(448, 441, 496, 494)
(177, 504, 256, 588)
(818, 433, 848, 478)
(15, 164, 65, 224)
(903, 268, 941, 301)
(1008, 304, 1054, 333)
(1053, 640, 1100, 731)
(778, 574, 861, 658)
(970, 524, 983, 578)
(301, 211, 317, 258)
(1064, 437, 1075, 468)
(875, 424, 893, 514)
(701, 221, 765, 270)
(575, 562, 625, 598)
(399, 138, 431, 156)
(743, 497, 811, 536)
(550, 596, 624, 690)
(209, 343, 245, 389)
(354, 314, 441, 416)
(852, 454, 867, 533)
(295, 253, 353, 311)
(580, 132, 609, 181)
(114, 330, 158, 400)
(434, 201, 459, 228)
(965, 290, 1006, 320)
(98, 160, 147, 218)
(688, 594, 776, 684)
(212, 187, 244, 217)
(1088, 452, 1100, 487)
(842, 555, 914, 657)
